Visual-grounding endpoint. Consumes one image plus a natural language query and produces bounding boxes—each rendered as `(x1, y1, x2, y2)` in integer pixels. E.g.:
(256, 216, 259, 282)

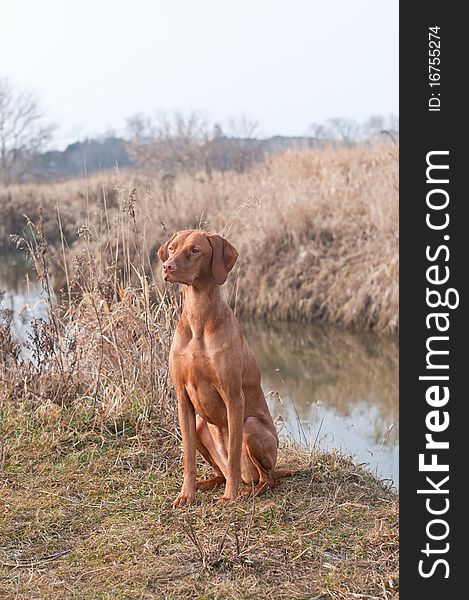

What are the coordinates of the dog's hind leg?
(195, 415, 226, 491)
(241, 416, 278, 499)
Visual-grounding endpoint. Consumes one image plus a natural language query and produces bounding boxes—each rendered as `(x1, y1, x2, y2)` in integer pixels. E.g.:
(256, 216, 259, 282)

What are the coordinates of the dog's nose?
(163, 260, 177, 273)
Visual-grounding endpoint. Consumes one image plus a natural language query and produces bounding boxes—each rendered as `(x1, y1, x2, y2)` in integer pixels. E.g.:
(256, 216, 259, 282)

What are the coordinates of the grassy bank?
(0, 142, 398, 332)
(0, 400, 398, 599)
(0, 261, 398, 599)
(0, 143, 398, 597)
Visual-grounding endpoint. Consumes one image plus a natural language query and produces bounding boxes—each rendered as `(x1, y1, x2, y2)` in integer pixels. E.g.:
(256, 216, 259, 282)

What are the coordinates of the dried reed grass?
(0, 141, 398, 332)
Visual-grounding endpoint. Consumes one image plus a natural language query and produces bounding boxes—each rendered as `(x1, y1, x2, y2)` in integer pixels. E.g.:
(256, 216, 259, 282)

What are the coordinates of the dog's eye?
(168, 246, 174, 253)
(191, 247, 200, 254)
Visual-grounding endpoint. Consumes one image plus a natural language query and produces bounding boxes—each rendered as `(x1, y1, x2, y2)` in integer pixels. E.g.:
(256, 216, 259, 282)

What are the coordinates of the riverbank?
(0, 399, 398, 599)
(0, 248, 399, 483)
(0, 176, 398, 596)
(0, 142, 398, 333)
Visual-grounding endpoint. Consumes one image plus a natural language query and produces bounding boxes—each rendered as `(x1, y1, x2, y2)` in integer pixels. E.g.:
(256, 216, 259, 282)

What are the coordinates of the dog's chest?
(170, 338, 228, 426)
(186, 379, 227, 427)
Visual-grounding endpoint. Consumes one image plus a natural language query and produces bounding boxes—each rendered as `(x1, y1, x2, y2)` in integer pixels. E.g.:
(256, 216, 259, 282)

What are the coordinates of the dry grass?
(0, 142, 398, 332)
(0, 143, 398, 597)
(0, 401, 398, 600)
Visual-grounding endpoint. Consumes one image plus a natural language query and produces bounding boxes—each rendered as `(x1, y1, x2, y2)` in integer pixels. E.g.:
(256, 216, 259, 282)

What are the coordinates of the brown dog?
(159, 230, 288, 507)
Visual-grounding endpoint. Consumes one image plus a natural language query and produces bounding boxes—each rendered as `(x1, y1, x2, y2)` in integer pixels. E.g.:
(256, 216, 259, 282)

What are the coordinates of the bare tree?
(227, 114, 261, 140)
(126, 111, 264, 176)
(126, 111, 210, 176)
(309, 122, 332, 141)
(126, 112, 154, 142)
(327, 117, 360, 144)
(222, 114, 264, 173)
(0, 78, 55, 185)
(157, 111, 210, 173)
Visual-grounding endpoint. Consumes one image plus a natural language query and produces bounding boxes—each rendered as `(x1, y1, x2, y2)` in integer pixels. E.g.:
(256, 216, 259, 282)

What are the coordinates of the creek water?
(1, 251, 398, 486)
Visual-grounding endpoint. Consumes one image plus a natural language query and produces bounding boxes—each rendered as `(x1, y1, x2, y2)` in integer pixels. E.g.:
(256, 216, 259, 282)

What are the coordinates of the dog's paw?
(241, 481, 271, 500)
(172, 493, 195, 509)
(216, 495, 235, 506)
(241, 487, 255, 500)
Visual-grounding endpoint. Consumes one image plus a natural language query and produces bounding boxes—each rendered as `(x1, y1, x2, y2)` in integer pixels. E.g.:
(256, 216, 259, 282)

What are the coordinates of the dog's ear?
(208, 234, 238, 285)
(158, 234, 176, 262)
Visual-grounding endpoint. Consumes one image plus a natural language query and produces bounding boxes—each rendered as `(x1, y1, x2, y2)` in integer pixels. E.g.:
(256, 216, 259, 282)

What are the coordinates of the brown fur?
(159, 229, 287, 507)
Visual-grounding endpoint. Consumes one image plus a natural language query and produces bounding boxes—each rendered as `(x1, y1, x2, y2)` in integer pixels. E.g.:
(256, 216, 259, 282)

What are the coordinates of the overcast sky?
(2, 0, 398, 148)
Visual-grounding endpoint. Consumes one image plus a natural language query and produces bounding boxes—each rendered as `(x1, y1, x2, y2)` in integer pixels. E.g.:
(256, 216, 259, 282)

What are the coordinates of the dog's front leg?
(218, 390, 245, 504)
(173, 387, 197, 508)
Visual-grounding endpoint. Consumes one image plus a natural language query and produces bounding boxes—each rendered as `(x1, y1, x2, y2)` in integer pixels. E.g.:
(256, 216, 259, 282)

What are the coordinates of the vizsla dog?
(159, 229, 289, 507)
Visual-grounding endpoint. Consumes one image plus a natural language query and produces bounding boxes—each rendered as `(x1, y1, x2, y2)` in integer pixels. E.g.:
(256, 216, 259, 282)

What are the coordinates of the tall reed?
(0, 141, 398, 332)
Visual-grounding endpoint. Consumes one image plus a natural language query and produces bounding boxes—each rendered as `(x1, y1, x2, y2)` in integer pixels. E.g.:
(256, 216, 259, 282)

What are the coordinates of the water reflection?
(0, 252, 48, 343)
(1, 251, 399, 486)
(240, 318, 399, 485)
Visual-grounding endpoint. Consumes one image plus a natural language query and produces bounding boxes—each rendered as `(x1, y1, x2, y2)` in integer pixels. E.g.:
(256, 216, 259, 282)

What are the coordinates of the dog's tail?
(273, 467, 312, 481)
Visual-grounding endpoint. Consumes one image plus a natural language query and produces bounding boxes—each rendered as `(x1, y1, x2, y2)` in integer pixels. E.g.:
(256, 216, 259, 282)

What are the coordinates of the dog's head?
(158, 230, 238, 286)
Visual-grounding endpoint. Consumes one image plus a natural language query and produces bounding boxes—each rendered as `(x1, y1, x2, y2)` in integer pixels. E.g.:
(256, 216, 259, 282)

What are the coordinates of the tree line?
(0, 77, 398, 186)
